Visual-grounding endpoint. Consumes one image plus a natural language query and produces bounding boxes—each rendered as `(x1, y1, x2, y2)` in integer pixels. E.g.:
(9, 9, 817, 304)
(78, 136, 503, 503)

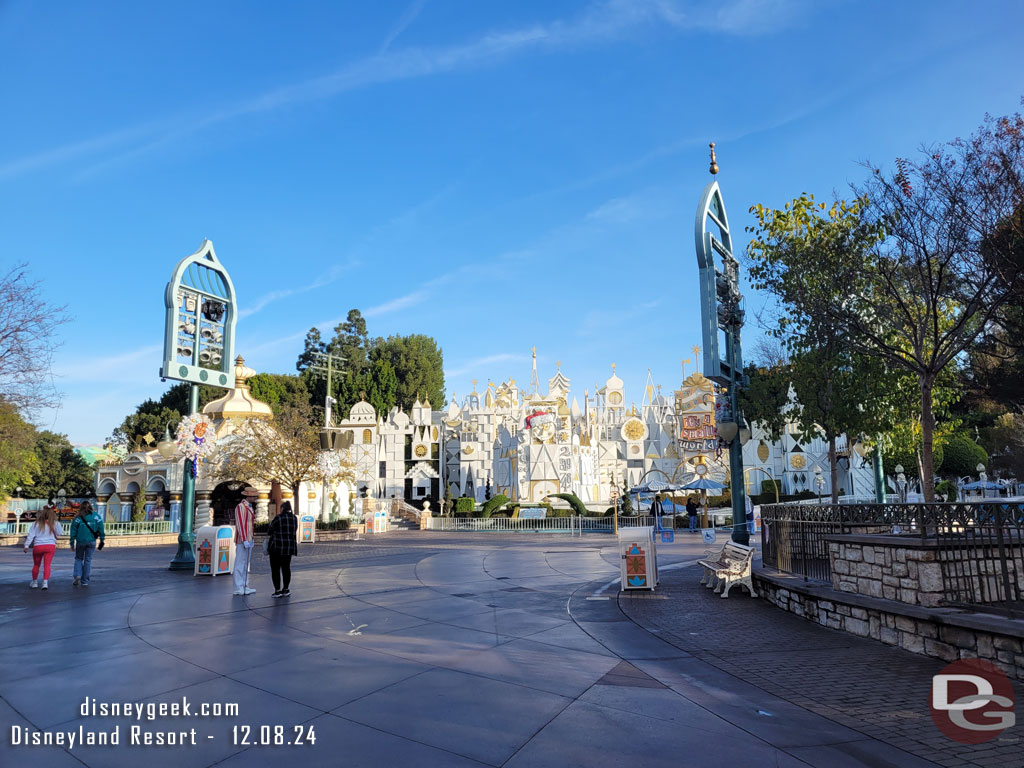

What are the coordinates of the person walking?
(69, 501, 105, 586)
(686, 497, 699, 533)
(267, 500, 298, 598)
(233, 486, 258, 596)
(25, 507, 63, 589)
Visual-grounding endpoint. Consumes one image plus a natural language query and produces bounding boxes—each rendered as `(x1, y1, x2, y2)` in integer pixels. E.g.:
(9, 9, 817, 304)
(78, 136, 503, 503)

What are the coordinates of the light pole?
(813, 466, 824, 504)
(695, 142, 749, 544)
(894, 464, 907, 503)
(977, 462, 987, 498)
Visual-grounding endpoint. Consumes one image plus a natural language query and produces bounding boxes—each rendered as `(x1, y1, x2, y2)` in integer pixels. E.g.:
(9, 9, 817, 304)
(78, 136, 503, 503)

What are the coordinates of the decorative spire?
(531, 347, 539, 393)
(709, 142, 719, 175)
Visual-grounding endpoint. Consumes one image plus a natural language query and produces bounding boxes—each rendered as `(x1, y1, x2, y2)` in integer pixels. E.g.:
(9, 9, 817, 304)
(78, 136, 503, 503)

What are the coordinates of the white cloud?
(239, 261, 358, 319)
(379, 0, 428, 54)
(0, 1, 810, 180)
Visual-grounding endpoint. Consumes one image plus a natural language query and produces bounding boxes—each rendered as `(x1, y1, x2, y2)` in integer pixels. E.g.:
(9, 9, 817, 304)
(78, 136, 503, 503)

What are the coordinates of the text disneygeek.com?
(9, 697, 317, 750)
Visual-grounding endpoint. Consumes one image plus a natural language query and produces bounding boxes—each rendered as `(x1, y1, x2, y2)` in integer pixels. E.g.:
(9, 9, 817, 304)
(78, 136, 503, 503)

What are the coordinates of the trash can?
(373, 508, 389, 534)
(299, 514, 316, 543)
(195, 525, 235, 577)
(618, 526, 658, 591)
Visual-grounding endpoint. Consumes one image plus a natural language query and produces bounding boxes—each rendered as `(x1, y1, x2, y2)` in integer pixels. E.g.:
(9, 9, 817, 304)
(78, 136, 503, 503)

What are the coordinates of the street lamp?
(977, 462, 988, 498)
(894, 464, 907, 503)
(56, 488, 67, 510)
(696, 143, 749, 544)
(813, 466, 824, 503)
(157, 423, 177, 460)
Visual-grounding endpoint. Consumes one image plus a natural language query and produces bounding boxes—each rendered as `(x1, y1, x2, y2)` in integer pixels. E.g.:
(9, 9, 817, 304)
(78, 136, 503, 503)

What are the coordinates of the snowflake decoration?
(175, 413, 218, 478)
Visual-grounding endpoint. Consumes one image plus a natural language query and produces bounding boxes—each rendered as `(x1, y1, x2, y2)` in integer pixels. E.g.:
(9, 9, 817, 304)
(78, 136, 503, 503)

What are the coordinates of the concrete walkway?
(0, 533, 1017, 767)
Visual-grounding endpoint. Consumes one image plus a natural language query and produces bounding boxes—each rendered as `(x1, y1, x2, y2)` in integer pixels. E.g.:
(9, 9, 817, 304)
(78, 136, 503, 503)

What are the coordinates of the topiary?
(455, 496, 476, 516)
(480, 494, 510, 518)
(547, 493, 588, 516)
(934, 479, 958, 502)
(941, 433, 989, 479)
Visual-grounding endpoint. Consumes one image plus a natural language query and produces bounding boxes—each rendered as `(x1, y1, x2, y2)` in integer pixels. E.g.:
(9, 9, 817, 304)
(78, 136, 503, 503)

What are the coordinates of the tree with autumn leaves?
(745, 106, 1024, 500)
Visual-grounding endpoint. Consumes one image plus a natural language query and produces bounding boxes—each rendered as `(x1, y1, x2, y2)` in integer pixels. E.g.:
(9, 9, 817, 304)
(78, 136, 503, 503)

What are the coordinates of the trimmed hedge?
(455, 496, 476, 514)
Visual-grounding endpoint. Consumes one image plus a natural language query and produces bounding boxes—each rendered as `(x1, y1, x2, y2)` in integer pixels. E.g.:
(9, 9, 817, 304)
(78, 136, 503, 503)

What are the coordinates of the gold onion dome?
(203, 355, 274, 421)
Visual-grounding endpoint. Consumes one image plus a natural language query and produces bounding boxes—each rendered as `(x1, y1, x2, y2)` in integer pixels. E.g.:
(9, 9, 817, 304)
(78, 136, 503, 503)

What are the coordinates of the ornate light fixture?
(157, 424, 177, 459)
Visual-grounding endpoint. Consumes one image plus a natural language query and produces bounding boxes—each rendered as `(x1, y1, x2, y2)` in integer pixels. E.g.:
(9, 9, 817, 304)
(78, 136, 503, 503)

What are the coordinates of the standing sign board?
(161, 240, 237, 390)
(299, 514, 316, 543)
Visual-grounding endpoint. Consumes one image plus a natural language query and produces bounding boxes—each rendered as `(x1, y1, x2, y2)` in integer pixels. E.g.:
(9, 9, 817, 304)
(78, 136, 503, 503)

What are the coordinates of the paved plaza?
(1, 533, 1021, 768)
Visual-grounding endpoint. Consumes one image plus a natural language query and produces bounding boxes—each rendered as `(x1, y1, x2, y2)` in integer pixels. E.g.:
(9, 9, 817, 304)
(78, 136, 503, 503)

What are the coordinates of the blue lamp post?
(161, 241, 237, 570)
(695, 143, 750, 544)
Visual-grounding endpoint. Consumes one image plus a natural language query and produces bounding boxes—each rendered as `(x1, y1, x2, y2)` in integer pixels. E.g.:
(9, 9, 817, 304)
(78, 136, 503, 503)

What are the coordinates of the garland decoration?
(317, 451, 342, 480)
(175, 414, 217, 478)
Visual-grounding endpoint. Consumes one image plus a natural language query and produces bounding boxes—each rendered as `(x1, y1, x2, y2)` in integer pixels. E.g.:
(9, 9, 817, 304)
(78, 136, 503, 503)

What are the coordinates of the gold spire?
(709, 142, 719, 175)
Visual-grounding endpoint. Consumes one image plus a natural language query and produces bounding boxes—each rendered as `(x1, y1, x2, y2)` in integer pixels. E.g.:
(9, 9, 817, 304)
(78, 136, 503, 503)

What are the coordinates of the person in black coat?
(267, 501, 298, 597)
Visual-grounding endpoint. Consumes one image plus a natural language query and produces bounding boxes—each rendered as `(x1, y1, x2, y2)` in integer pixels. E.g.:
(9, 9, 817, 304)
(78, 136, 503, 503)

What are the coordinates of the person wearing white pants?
(232, 487, 258, 595)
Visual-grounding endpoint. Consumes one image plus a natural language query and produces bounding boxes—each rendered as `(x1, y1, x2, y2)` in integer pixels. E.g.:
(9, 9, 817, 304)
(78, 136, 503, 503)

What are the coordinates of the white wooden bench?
(698, 541, 756, 598)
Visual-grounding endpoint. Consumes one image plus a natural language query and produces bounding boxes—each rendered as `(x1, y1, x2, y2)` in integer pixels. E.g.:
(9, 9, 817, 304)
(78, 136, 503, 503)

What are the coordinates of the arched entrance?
(211, 481, 246, 526)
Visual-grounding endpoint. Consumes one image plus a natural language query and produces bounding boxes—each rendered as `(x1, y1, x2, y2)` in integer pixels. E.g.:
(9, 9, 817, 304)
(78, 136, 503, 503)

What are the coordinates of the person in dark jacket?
(267, 500, 298, 597)
(69, 501, 105, 586)
(686, 497, 699, 532)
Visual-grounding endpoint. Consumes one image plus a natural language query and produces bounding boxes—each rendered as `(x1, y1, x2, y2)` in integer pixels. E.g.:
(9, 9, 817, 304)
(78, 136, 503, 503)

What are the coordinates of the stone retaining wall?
(754, 568, 1024, 682)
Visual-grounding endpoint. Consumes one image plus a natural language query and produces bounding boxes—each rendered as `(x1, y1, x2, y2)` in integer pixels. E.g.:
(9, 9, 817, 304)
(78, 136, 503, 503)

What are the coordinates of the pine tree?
(620, 479, 634, 515)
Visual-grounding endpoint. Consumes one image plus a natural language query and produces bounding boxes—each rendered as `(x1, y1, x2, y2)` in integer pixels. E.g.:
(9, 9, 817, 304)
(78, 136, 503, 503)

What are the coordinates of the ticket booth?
(299, 514, 316, 543)
(618, 526, 658, 591)
(195, 525, 235, 576)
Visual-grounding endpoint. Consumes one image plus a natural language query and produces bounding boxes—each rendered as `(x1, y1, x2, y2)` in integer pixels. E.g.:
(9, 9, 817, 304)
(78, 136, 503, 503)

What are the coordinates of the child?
(25, 507, 63, 589)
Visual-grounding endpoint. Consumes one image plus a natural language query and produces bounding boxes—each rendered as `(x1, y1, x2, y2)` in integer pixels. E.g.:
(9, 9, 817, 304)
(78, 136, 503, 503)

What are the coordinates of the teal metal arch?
(160, 240, 237, 389)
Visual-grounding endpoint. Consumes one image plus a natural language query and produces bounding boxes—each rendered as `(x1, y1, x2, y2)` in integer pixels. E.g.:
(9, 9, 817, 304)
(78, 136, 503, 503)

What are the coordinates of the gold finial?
(556, 360, 561, 370)
(472, 379, 478, 392)
(709, 142, 718, 175)
(532, 346, 536, 357)
(611, 362, 616, 372)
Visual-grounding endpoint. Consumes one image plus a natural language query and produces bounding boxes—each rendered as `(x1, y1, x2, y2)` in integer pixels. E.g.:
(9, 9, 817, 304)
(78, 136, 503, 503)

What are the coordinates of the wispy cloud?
(52, 344, 162, 383)
(239, 261, 358, 319)
(0, 1, 809, 180)
(379, 0, 428, 54)
(446, 352, 528, 378)
(364, 289, 431, 318)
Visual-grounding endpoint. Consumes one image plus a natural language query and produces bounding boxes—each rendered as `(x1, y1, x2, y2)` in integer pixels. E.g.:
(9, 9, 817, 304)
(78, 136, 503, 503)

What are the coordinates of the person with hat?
(232, 487, 259, 595)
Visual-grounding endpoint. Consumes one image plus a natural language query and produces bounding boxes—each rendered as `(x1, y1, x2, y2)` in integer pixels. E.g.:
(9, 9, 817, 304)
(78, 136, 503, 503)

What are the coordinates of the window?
(379, 461, 386, 478)
(362, 429, 373, 444)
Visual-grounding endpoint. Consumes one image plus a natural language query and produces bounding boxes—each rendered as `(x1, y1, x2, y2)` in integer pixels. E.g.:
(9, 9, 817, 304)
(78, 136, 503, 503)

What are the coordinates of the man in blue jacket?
(69, 501, 105, 586)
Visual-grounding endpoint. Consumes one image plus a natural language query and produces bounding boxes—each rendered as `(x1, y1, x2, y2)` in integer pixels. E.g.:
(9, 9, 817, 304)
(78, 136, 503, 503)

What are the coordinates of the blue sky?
(2, 0, 1022, 444)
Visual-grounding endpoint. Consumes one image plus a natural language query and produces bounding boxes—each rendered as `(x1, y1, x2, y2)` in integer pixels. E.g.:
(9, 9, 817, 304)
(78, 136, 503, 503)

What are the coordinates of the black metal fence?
(760, 502, 1024, 617)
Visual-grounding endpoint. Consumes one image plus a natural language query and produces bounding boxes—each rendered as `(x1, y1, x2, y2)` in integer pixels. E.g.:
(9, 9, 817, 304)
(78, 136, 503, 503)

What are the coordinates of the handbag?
(83, 517, 104, 550)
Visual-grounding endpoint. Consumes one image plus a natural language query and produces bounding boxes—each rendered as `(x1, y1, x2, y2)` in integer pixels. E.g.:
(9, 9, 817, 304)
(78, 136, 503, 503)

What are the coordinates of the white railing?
(424, 515, 677, 534)
(0, 521, 174, 537)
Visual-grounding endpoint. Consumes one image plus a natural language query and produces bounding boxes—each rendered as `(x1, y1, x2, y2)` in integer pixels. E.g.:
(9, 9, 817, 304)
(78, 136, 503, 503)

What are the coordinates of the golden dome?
(203, 356, 274, 421)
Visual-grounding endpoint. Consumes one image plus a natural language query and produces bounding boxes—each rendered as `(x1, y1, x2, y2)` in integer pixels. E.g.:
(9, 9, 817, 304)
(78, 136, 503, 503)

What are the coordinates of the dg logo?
(931, 658, 1016, 744)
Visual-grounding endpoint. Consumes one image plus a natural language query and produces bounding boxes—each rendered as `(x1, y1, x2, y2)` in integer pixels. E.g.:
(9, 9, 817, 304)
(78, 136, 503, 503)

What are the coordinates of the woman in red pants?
(24, 507, 63, 590)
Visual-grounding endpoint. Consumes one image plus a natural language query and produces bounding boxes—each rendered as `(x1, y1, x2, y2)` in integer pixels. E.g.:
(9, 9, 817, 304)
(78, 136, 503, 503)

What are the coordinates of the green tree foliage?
(247, 373, 310, 415)
(940, 433, 989, 479)
(131, 488, 147, 522)
(0, 398, 39, 500)
(296, 327, 325, 372)
(619, 479, 634, 515)
(371, 334, 445, 410)
(24, 431, 94, 500)
(108, 382, 220, 451)
(365, 358, 398, 416)
(455, 496, 475, 515)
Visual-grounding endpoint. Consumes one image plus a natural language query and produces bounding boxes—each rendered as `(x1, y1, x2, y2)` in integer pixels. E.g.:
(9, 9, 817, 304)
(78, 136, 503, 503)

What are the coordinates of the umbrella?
(679, 478, 727, 491)
(630, 480, 683, 494)
(961, 480, 1005, 491)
